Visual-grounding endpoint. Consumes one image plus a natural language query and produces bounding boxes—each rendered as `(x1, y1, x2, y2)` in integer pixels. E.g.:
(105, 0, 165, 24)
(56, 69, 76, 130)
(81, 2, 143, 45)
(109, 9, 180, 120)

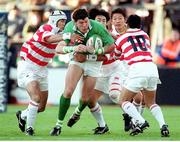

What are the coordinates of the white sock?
(21, 108, 28, 120)
(56, 119, 63, 128)
(150, 104, 165, 128)
(139, 105, 145, 115)
(122, 101, 145, 125)
(90, 103, 106, 127)
(26, 100, 39, 129)
(131, 118, 136, 125)
(132, 101, 141, 125)
(132, 101, 141, 112)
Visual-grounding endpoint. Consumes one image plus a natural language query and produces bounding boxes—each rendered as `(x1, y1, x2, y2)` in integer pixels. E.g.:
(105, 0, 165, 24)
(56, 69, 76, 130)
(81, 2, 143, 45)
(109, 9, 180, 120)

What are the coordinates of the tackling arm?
(103, 43, 115, 54)
(44, 33, 71, 43)
(44, 33, 83, 44)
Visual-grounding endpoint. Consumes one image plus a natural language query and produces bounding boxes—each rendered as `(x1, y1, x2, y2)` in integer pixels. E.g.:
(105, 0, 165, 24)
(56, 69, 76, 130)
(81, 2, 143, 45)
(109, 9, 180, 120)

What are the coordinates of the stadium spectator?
(8, 5, 26, 40)
(15, 10, 81, 136)
(115, 14, 170, 137)
(155, 27, 180, 68)
(7, 5, 26, 104)
(49, 8, 115, 136)
(22, 9, 44, 40)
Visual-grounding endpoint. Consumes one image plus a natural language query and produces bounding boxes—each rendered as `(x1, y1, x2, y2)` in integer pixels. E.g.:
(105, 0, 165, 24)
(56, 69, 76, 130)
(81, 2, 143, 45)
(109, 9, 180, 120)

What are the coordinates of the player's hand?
(97, 54, 107, 61)
(71, 34, 84, 43)
(86, 46, 95, 54)
(74, 44, 87, 53)
(111, 33, 118, 40)
(73, 52, 87, 63)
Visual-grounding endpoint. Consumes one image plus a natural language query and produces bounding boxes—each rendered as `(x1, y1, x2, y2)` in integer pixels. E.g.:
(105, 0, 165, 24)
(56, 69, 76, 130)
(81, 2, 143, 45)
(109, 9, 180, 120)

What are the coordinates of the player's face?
(57, 19, 66, 31)
(95, 15, 107, 28)
(111, 13, 126, 30)
(75, 17, 89, 34)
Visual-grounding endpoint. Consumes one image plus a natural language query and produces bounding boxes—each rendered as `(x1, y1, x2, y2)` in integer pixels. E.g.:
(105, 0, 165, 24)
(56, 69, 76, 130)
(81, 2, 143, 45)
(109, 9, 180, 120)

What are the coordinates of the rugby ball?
(86, 34, 103, 49)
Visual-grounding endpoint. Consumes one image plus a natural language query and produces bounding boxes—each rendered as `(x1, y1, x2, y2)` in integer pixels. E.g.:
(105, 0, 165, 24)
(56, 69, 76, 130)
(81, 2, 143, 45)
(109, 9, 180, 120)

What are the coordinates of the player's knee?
(109, 82, 122, 104)
(81, 97, 89, 104)
(109, 89, 121, 104)
(64, 88, 74, 98)
(88, 100, 96, 109)
(31, 95, 40, 103)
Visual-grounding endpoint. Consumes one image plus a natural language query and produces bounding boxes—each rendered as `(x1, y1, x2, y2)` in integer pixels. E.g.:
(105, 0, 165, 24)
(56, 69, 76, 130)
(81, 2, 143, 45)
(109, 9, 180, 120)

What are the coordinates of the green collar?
(72, 20, 92, 37)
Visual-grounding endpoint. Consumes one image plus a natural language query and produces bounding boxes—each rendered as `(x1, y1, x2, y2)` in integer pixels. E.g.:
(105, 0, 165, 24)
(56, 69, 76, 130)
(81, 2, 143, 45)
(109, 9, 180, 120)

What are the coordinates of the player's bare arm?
(44, 33, 83, 44)
(103, 43, 115, 54)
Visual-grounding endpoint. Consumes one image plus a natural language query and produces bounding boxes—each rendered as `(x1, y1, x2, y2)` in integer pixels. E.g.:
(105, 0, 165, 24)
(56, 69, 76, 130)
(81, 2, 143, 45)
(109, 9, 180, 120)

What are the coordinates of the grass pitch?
(0, 105, 179, 141)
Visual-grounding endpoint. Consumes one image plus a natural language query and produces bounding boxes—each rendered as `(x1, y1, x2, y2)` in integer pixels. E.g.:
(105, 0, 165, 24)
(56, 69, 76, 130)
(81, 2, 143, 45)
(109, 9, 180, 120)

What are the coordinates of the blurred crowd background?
(0, 0, 179, 107)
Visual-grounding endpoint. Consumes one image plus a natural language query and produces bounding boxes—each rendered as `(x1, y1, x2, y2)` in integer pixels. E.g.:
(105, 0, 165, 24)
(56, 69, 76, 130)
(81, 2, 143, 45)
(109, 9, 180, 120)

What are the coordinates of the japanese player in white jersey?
(16, 10, 81, 136)
(115, 14, 169, 137)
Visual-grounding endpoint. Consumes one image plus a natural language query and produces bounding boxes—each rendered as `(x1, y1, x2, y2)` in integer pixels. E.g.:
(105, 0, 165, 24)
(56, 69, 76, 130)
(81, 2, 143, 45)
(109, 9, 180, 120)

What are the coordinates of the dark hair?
(72, 9, 89, 22)
(89, 8, 110, 22)
(89, 8, 99, 20)
(172, 25, 180, 33)
(127, 14, 141, 29)
(99, 9, 110, 21)
(111, 8, 126, 18)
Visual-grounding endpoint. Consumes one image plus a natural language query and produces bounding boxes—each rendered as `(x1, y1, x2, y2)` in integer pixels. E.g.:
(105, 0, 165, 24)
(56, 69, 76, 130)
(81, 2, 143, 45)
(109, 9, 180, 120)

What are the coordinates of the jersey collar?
(127, 28, 140, 31)
(72, 20, 92, 37)
(111, 25, 120, 36)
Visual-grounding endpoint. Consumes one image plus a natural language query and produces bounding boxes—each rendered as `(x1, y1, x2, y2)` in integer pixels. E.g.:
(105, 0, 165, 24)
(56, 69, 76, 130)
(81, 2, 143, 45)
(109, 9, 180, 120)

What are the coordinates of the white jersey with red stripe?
(20, 24, 58, 66)
(102, 28, 121, 65)
(115, 28, 159, 79)
(115, 28, 152, 65)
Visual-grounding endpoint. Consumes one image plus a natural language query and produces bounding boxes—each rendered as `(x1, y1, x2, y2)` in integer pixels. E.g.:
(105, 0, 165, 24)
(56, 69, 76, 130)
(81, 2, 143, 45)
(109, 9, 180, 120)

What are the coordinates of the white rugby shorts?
(124, 62, 161, 93)
(95, 60, 127, 93)
(17, 61, 48, 91)
(69, 60, 102, 77)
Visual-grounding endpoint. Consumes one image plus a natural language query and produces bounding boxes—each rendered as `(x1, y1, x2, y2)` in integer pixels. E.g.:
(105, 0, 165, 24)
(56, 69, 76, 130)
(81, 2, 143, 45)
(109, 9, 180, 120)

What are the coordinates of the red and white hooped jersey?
(102, 28, 122, 65)
(115, 28, 152, 65)
(20, 24, 58, 66)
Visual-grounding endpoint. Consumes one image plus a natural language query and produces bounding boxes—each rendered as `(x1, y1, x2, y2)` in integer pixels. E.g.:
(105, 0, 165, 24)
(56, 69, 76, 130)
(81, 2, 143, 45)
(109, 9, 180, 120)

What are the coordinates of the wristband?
(94, 47, 105, 55)
(86, 54, 97, 61)
(62, 33, 71, 40)
(62, 46, 76, 53)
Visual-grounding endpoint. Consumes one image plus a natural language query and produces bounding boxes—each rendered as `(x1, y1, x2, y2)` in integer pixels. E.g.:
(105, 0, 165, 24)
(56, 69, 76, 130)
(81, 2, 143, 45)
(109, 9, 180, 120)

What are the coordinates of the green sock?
(57, 95, 71, 123)
(75, 99, 88, 115)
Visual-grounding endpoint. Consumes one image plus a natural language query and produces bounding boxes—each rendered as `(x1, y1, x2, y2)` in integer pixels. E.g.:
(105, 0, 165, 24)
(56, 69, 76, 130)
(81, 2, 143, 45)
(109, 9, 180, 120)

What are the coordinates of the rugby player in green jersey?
(50, 8, 115, 136)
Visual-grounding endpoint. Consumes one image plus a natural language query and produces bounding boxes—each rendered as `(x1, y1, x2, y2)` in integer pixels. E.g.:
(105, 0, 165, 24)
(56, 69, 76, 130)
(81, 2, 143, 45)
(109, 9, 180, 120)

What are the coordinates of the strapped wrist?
(62, 46, 76, 53)
(94, 47, 105, 55)
(86, 54, 97, 61)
